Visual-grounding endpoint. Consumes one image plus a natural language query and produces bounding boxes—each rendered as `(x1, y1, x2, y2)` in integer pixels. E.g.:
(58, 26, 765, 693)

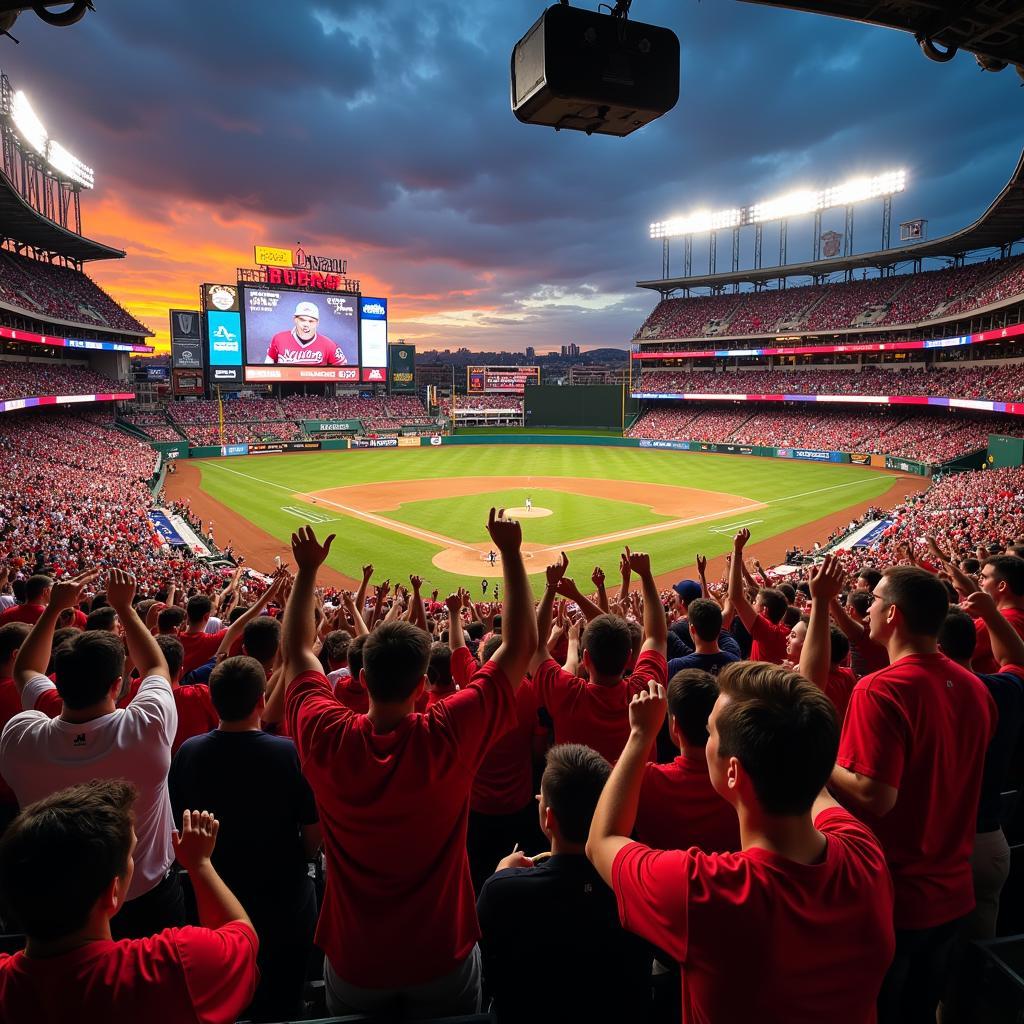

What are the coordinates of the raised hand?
(733, 528, 750, 552)
(807, 554, 845, 604)
(625, 546, 652, 577)
(49, 568, 101, 612)
(485, 506, 523, 554)
(555, 577, 579, 598)
(963, 589, 998, 620)
(628, 680, 667, 741)
(172, 809, 220, 872)
(696, 554, 708, 578)
(546, 551, 569, 589)
(619, 552, 631, 580)
(291, 526, 336, 571)
(444, 592, 462, 614)
(409, 574, 424, 592)
(362, 563, 374, 580)
(592, 566, 606, 588)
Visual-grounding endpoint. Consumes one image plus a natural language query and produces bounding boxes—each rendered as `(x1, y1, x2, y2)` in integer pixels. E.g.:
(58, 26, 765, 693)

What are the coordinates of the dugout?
(989, 434, 1024, 469)
(523, 383, 637, 431)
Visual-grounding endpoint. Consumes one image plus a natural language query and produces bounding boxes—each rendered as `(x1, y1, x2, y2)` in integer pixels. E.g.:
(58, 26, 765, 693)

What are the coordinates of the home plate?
(504, 506, 552, 519)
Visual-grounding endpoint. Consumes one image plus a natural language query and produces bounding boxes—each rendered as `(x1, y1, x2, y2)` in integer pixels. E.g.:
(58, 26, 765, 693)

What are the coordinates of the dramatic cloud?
(4, 0, 1019, 353)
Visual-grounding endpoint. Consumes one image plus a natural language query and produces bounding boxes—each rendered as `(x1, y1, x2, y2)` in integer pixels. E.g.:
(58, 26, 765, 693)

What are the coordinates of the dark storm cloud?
(3, 0, 1020, 349)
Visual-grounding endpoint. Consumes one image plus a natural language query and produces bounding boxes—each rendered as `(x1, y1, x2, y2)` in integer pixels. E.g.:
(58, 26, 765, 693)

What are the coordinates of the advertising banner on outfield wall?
(221, 444, 249, 457)
(389, 344, 416, 393)
(248, 441, 322, 454)
(850, 453, 872, 465)
(638, 439, 691, 451)
(352, 437, 399, 449)
(885, 456, 929, 476)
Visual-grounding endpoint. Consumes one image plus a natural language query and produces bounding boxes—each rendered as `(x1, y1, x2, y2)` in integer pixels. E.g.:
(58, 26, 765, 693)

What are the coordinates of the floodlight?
(651, 207, 741, 238)
(750, 189, 820, 223)
(11, 90, 46, 154)
(47, 140, 94, 189)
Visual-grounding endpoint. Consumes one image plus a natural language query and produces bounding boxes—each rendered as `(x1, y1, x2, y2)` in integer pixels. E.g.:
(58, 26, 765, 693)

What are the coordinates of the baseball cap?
(672, 580, 702, 604)
(294, 301, 320, 319)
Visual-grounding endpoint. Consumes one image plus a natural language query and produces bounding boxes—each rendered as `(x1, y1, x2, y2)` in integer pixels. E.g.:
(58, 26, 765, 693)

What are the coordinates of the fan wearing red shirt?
(728, 529, 789, 664)
(282, 511, 537, 1018)
(831, 566, 996, 1024)
(155, 636, 218, 755)
(0, 574, 52, 627)
(178, 595, 228, 676)
(588, 662, 895, 1024)
(634, 667, 738, 853)
(0, 781, 259, 1024)
(0, 622, 30, 833)
(529, 548, 668, 765)
(971, 555, 1024, 674)
(831, 591, 889, 677)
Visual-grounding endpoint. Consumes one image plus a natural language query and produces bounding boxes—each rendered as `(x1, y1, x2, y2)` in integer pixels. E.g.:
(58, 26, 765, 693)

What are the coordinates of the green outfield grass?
(193, 444, 904, 595)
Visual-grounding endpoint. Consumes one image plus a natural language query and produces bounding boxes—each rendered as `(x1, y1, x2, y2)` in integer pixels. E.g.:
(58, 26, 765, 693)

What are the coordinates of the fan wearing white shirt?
(0, 567, 184, 939)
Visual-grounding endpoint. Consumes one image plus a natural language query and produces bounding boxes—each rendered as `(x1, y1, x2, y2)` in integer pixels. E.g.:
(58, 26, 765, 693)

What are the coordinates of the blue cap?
(672, 580, 702, 604)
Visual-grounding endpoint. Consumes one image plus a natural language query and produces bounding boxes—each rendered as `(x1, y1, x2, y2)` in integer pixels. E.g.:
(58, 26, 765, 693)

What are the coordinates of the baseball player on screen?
(265, 301, 347, 365)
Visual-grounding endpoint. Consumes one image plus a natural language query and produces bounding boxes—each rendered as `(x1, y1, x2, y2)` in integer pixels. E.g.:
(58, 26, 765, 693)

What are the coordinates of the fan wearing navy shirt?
(666, 599, 739, 679)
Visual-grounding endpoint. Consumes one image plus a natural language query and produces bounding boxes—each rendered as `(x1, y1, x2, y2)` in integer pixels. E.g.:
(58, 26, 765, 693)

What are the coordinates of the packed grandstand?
(5, 47, 1024, 1024)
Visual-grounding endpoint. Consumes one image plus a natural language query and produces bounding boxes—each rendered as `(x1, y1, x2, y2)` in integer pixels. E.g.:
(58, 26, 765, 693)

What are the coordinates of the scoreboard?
(467, 366, 540, 394)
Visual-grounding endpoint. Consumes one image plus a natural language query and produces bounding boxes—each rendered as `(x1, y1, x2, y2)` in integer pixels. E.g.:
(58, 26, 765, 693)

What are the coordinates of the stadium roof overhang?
(737, 0, 1024, 71)
(639, 148, 1024, 293)
(0, 167, 124, 262)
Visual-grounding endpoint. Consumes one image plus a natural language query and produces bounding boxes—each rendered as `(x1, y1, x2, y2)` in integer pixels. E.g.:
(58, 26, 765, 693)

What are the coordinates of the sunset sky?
(4, 1, 1020, 355)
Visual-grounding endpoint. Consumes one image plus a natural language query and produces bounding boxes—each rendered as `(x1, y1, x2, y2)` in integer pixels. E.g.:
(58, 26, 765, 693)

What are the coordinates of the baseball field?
(165, 444, 927, 595)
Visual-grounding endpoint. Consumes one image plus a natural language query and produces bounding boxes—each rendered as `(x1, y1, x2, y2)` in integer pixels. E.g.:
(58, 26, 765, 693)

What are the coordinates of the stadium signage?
(0, 326, 153, 353)
(351, 437, 399, 449)
(254, 246, 292, 268)
(221, 444, 249, 457)
(265, 267, 344, 291)
(638, 439, 690, 450)
(304, 420, 362, 433)
(248, 441, 322, 454)
(792, 449, 831, 462)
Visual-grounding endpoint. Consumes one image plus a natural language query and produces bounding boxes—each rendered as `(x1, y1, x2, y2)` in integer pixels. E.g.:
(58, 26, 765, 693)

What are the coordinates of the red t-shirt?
(972, 606, 1024, 675)
(0, 604, 45, 626)
(178, 629, 228, 675)
(851, 634, 888, 677)
(285, 662, 516, 988)
(749, 615, 789, 665)
(451, 646, 478, 689)
(613, 808, 895, 1024)
(837, 652, 996, 929)
(172, 685, 219, 755)
(825, 666, 857, 725)
(0, 922, 259, 1024)
(427, 686, 459, 707)
(333, 675, 370, 715)
(532, 650, 668, 764)
(472, 676, 538, 815)
(634, 754, 739, 853)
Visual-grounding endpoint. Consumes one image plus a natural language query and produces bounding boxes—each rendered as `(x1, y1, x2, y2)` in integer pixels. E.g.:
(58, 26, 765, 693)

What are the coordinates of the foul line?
(203, 461, 884, 555)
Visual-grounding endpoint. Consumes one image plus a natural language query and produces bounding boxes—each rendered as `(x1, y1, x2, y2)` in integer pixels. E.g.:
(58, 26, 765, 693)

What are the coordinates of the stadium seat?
(958, 935, 1024, 1022)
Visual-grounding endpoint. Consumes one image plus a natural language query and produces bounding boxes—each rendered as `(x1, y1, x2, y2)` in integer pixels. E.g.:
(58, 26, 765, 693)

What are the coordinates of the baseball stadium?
(1, 2, 1024, 1023)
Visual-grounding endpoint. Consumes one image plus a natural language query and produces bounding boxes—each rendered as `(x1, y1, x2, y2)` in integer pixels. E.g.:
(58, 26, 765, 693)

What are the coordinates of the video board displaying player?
(243, 287, 358, 367)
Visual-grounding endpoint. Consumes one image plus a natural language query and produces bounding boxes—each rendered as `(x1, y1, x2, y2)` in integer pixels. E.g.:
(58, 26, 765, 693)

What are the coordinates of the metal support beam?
(882, 195, 892, 252)
(662, 238, 669, 280)
(709, 231, 717, 275)
(683, 235, 692, 278)
(753, 224, 762, 270)
(779, 219, 788, 267)
(813, 210, 822, 261)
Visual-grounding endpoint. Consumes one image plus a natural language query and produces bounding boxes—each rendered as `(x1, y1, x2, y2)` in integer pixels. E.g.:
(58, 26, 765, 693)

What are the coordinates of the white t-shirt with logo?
(0, 673, 177, 901)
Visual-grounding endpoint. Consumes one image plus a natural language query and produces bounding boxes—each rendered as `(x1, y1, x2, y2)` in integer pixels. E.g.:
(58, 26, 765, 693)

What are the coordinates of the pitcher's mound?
(504, 506, 552, 519)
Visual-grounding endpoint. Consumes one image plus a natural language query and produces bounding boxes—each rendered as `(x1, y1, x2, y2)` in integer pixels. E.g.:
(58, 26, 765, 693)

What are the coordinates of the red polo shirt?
(634, 753, 739, 853)
(0, 604, 45, 626)
(749, 614, 789, 665)
(613, 808, 894, 1024)
(285, 660, 516, 988)
(837, 652, 996, 929)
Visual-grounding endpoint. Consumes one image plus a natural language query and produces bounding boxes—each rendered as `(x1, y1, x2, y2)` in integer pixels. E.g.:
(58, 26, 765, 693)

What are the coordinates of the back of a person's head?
(984, 554, 1024, 597)
(582, 613, 632, 676)
(0, 780, 136, 942)
(209, 655, 266, 722)
(782, 605, 803, 629)
(857, 568, 883, 590)
(0, 621, 30, 666)
(347, 633, 368, 680)
(882, 566, 948, 638)
(668, 668, 718, 747)
(85, 606, 118, 633)
(135, 598, 157, 623)
(186, 594, 213, 625)
(492, 614, 502, 634)
(427, 643, 453, 687)
(321, 629, 351, 670)
(243, 616, 282, 663)
(480, 634, 501, 662)
(363, 621, 431, 703)
(25, 575, 52, 603)
(157, 605, 186, 633)
(541, 743, 611, 843)
(758, 588, 787, 624)
(156, 635, 184, 680)
(687, 599, 722, 643)
(829, 625, 850, 666)
(846, 589, 872, 618)
(11, 578, 25, 604)
(938, 607, 977, 663)
(466, 621, 485, 642)
(228, 605, 247, 624)
(715, 661, 838, 817)
(777, 583, 796, 605)
(53, 631, 125, 710)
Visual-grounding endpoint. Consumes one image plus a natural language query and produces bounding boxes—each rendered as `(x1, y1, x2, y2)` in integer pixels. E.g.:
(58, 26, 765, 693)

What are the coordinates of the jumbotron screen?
(467, 365, 540, 394)
(241, 286, 360, 383)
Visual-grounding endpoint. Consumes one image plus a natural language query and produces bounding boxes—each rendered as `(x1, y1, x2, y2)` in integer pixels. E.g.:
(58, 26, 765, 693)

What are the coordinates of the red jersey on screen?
(266, 330, 345, 365)
(837, 652, 996, 929)
(612, 808, 895, 1024)
(0, 922, 259, 1024)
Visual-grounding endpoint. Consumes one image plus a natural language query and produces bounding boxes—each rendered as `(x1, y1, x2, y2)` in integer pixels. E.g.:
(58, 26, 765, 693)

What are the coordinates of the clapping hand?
(291, 526, 336, 572)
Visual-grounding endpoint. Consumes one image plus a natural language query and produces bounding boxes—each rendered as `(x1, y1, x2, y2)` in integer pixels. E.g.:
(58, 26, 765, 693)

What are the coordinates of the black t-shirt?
(169, 729, 318, 908)
(477, 854, 653, 1023)
(976, 669, 1024, 833)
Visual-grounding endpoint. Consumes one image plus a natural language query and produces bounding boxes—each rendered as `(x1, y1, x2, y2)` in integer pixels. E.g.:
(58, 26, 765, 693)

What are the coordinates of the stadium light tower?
(650, 168, 907, 285)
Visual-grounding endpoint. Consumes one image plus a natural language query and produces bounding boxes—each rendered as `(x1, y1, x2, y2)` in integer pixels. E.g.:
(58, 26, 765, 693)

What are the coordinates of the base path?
(308, 476, 762, 577)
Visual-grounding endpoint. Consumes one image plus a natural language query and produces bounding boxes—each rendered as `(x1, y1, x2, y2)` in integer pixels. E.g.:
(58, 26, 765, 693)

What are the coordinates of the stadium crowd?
(0, 361, 126, 402)
(637, 255, 1024, 340)
(0, 251, 148, 334)
(440, 395, 525, 414)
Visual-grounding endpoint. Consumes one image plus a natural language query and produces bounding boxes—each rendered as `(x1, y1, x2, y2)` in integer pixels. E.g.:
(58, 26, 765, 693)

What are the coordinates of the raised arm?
(283, 526, 336, 685)
(728, 529, 759, 632)
(618, 552, 631, 606)
(354, 563, 373, 624)
(173, 810, 252, 932)
(485, 508, 537, 688)
(592, 566, 609, 613)
(964, 590, 1024, 668)
(627, 547, 666, 657)
(563, 618, 582, 675)
(341, 590, 369, 637)
(799, 555, 844, 692)
(587, 681, 666, 884)
(107, 569, 169, 683)
(215, 575, 285, 660)
(555, 576, 605, 623)
(14, 569, 100, 694)
(445, 591, 466, 651)
(829, 595, 866, 645)
(531, 552, 568, 672)
(408, 575, 427, 632)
